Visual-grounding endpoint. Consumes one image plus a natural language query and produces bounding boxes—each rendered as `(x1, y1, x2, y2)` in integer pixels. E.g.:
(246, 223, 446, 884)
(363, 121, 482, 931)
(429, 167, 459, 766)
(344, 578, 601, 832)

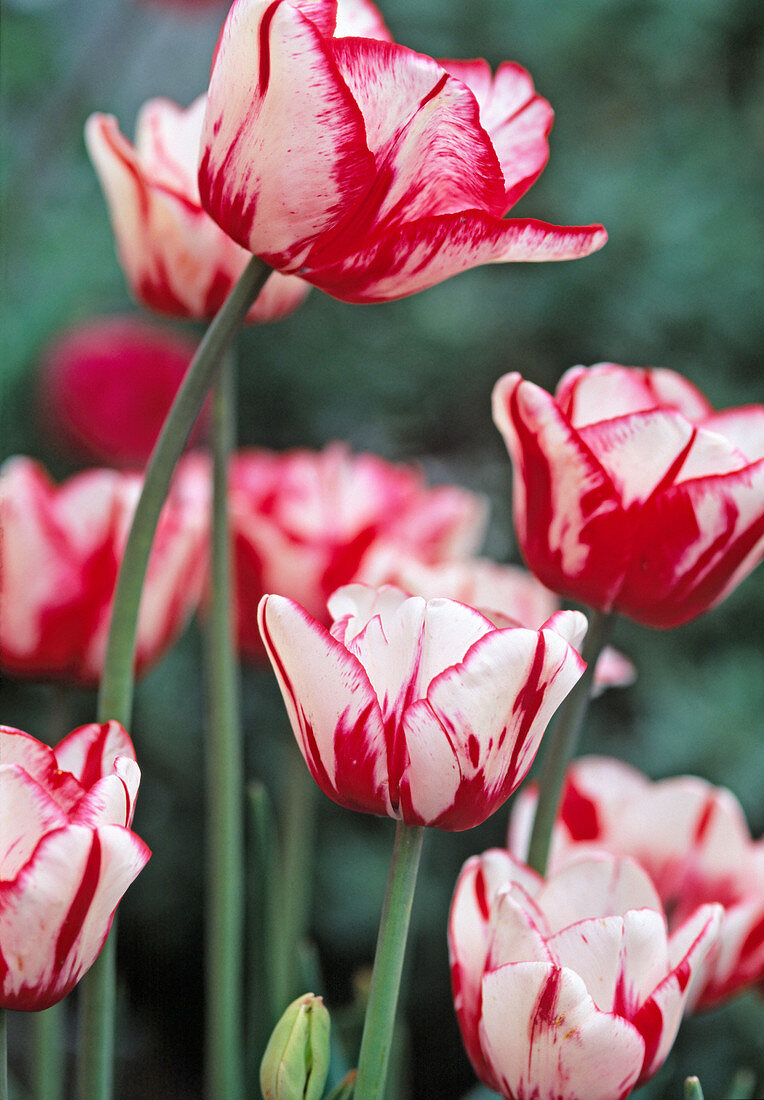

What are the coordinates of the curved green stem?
(204, 356, 244, 1100)
(354, 821, 425, 1100)
(76, 254, 271, 1100)
(526, 608, 616, 875)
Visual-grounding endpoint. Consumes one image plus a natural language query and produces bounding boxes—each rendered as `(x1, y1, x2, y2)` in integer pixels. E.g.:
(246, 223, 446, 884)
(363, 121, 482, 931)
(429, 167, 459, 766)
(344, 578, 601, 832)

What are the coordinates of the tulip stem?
(75, 254, 271, 1100)
(204, 354, 245, 1100)
(354, 821, 425, 1100)
(32, 1003, 64, 1100)
(526, 608, 616, 876)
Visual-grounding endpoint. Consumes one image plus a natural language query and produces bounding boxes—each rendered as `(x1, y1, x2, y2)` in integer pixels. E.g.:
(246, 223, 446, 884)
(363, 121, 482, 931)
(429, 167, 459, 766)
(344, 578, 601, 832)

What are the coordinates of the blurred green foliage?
(1, 0, 762, 1096)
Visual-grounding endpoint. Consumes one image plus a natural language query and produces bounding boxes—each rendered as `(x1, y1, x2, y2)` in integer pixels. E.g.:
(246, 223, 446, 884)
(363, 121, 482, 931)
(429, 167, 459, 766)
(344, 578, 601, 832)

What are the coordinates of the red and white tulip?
(179, 444, 487, 660)
(38, 316, 205, 469)
(0, 457, 207, 684)
(86, 95, 309, 320)
(492, 365, 764, 628)
(198, 0, 606, 303)
(448, 851, 722, 1099)
(0, 721, 150, 1011)
(509, 756, 764, 1009)
(258, 583, 586, 829)
(360, 552, 636, 694)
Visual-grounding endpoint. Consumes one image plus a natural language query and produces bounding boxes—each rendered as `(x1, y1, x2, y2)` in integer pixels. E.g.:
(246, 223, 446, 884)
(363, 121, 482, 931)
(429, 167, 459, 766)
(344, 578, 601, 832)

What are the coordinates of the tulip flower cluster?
(0, 722, 149, 1011)
(3, 0, 761, 1097)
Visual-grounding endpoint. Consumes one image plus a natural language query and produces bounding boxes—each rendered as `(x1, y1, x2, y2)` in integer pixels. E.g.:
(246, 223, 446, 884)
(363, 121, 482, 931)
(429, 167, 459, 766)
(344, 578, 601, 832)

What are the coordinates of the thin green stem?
(0, 1009, 7, 1100)
(32, 1003, 64, 1100)
(354, 821, 425, 1100)
(204, 356, 244, 1100)
(526, 608, 616, 875)
(76, 254, 271, 1100)
(245, 782, 280, 1086)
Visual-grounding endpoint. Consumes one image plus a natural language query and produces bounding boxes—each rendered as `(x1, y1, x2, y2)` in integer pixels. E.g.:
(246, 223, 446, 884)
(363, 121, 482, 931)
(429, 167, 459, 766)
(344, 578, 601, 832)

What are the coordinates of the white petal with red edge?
(0, 767, 69, 880)
(538, 857, 662, 934)
(200, 0, 376, 267)
(305, 211, 607, 303)
(334, 0, 392, 40)
(0, 726, 83, 813)
(258, 594, 392, 815)
(54, 721, 136, 784)
(703, 406, 764, 463)
(0, 824, 149, 1011)
(479, 962, 644, 1100)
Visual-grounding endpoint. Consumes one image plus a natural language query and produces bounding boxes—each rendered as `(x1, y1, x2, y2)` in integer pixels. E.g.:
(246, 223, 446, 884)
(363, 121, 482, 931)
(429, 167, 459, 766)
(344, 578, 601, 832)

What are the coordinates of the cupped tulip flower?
(0, 721, 150, 1010)
(0, 456, 207, 684)
(360, 551, 636, 694)
(85, 94, 309, 320)
(38, 316, 205, 468)
(258, 583, 587, 829)
(508, 756, 764, 1010)
(448, 851, 722, 1099)
(198, 0, 607, 303)
(179, 443, 487, 660)
(492, 364, 764, 628)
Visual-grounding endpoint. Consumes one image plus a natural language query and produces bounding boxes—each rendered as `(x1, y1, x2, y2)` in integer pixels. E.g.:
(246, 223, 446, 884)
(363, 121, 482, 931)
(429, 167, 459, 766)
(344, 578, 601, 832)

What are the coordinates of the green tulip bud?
(260, 993, 331, 1100)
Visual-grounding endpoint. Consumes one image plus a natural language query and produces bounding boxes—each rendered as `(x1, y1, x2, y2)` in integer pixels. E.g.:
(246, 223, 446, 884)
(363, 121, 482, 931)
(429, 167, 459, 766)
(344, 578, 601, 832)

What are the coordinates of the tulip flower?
(448, 851, 722, 1099)
(360, 552, 636, 694)
(198, 0, 606, 303)
(0, 721, 150, 1011)
(0, 456, 207, 684)
(38, 316, 206, 468)
(258, 583, 586, 829)
(509, 756, 764, 1009)
(86, 95, 309, 320)
(179, 443, 487, 659)
(492, 364, 764, 628)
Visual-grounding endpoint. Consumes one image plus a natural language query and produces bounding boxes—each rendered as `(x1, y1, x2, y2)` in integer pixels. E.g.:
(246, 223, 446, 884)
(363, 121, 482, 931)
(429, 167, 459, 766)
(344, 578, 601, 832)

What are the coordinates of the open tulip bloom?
(0, 456, 207, 684)
(86, 95, 309, 321)
(198, 0, 607, 303)
(509, 756, 764, 1010)
(0, 721, 150, 1011)
(492, 364, 764, 628)
(258, 583, 587, 829)
(448, 852, 722, 1100)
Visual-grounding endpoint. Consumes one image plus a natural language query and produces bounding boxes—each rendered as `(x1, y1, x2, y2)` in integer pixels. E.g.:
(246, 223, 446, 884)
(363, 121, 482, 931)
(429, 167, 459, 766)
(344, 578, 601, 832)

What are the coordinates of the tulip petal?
(479, 962, 644, 1100)
(538, 857, 662, 934)
(449, 851, 538, 1090)
(439, 59, 553, 209)
(0, 768, 69, 880)
(556, 364, 714, 427)
(616, 458, 764, 628)
(577, 409, 696, 506)
(258, 594, 392, 815)
(0, 726, 83, 814)
(200, 0, 376, 268)
(633, 904, 722, 1082)
(703, 406, 764, 464)
(0, 824, 150, 1011)
(303, 210, 607, 302)
(334, 0, 392, 40)
(547, 910, 669, 1015)
(54, 721, 136, 788)
(492, 373, 630, 611)
(400, 619, 584, 828)
(330, 40, 506, 227)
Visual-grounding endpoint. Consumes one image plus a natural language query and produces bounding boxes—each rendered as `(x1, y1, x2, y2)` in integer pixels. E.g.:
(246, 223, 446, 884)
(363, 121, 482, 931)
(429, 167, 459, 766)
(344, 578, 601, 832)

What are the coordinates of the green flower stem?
(32, 1004, 64, 1100)
(354, 821, 425, 1100)
(76, 254, 271, 1100)
(204, 355, 245, 1100)
(275, 742, 318, 1010)
(245, 782, 280, 1085)
(526, 608, 616, 875)
(0, 1009, 7, 1100)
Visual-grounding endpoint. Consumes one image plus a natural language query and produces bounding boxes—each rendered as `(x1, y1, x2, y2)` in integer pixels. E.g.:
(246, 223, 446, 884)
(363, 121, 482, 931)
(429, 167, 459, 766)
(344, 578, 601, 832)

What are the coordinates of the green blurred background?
(1, 0, 762, 1096)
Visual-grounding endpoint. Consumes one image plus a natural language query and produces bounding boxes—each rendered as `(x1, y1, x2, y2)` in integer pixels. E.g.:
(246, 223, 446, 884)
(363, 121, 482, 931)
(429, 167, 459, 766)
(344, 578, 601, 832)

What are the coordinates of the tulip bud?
(260, 993, 331, 1100)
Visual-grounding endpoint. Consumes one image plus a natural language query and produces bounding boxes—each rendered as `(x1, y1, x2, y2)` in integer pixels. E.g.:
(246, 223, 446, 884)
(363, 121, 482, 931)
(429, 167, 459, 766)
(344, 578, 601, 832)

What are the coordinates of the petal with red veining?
(479, 962, 644, 1100)
(305, 211, 607, 303)
(257, 594, 391, 815)
(0, 768, 69, 880)
(200, 0, 375, 267)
